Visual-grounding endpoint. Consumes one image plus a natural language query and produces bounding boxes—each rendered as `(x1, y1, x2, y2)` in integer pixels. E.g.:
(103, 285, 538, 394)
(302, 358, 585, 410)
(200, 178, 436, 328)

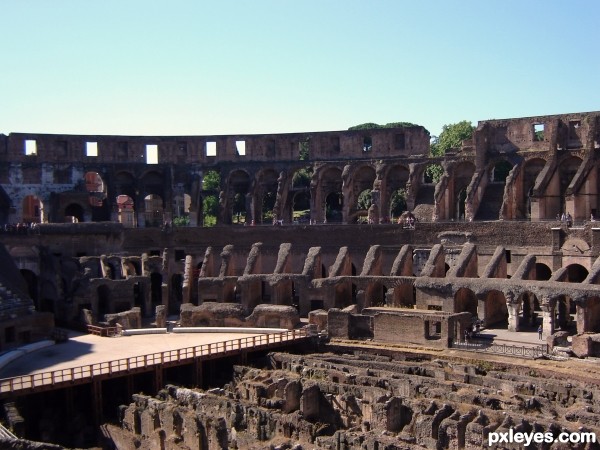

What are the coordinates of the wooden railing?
(0, 328, 309, 396)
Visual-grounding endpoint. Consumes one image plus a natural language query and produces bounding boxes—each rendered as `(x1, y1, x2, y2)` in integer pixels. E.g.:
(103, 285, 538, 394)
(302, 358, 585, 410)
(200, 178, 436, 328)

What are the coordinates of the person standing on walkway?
(538, 324, 543, 340)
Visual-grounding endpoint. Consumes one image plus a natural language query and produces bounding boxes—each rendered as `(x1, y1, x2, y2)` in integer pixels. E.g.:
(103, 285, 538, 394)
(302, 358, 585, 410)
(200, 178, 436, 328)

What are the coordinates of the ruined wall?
(107, 350, 600, 450)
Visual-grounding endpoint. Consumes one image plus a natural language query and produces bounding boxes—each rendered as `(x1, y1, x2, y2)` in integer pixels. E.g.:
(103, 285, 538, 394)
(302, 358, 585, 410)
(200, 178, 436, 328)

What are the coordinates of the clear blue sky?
(1, 0, 599, 138)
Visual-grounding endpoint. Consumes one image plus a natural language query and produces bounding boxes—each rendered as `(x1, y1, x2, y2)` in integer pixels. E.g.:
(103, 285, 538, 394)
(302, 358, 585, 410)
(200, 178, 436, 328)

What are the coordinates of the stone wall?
(106, 350, 600, 449)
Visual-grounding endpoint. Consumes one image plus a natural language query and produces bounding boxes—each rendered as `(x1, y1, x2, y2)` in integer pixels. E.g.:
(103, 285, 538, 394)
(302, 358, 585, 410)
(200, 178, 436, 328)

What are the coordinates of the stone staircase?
(0, 283, 33, 322)
(474, 183, 505, 220)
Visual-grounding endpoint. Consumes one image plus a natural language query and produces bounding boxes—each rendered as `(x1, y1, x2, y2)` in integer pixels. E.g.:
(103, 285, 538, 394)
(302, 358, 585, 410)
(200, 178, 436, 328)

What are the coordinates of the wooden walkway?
(0, 328, 309, 397)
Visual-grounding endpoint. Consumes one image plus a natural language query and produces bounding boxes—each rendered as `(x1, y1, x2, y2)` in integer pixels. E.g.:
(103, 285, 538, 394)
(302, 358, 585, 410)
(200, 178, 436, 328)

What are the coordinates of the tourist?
(538, 324, 543, 340)
(566, 212, 572, 227)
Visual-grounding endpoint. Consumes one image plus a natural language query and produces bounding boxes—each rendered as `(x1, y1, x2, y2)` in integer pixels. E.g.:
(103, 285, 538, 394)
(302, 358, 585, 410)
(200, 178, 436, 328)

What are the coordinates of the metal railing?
(0, 328, 309, 396)
(451, 338, 547, 359)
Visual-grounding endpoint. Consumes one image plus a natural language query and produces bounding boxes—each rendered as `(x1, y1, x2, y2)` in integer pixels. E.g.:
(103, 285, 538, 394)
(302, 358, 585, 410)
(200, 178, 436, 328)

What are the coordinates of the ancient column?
(541, 297, 555, 338)
(505, 292, 519, 332)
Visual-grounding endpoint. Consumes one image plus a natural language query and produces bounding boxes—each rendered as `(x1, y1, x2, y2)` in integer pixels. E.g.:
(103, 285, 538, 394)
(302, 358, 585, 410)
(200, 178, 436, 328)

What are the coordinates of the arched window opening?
(491, 161, 513, 183)
(454, 287, 477, 317)
(117, 195, 135, 228)
(202, 170, 220, 227)
(423, 164, 443, 184)
(85, 172, 106, 208)
(262, 191, 277, 224)
(64, 203, 84, 223)
(232, 193, 247, 224)
(292, 191, 311, 223)
(22, 195, 43, 223)
(144, 194, 163, 228)
(389, 188, 407, 221)
(173, 193, 191, 227)
(325, 192, 343, 223)
(566, 264, 588, 283)
(535, 263, 552, 281)
(356, 189, 372, 223)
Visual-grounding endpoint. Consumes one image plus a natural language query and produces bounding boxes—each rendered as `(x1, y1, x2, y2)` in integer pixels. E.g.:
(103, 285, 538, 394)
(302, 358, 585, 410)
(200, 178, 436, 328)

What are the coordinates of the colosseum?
(1, 111, 600, 449)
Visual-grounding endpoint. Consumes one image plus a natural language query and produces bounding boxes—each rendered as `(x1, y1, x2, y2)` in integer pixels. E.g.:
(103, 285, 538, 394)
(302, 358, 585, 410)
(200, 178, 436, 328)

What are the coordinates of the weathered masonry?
(2, 112, 600, 356)
(1, 111, 598, 227)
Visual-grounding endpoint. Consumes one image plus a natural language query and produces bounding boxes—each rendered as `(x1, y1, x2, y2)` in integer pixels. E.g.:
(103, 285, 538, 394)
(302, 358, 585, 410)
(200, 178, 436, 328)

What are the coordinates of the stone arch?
(84, 171, 110, 220)
(320, 166, 343, 223)
(490, 160, 513, 183)
(365, 282, 387, 308)
(257, 168, 279, 224)
(349, 165, 376, 222)
(517, 291, 540, 329)
(290, 166, 312, 223)
(85, 171, 105, 194)
(144, 194, 164, 228)
(553, 294, 575, 331)
(384, 164, 410, 221)
(22, 195, 43, 223)
(116, 195, 135, 227)
(227, 169, 251, 225)
(115, 171, 137, 199)
(535, 263, 552, 280)
(522, 158, 545, 219)
(389, 280, 414, 308)
(453, 162, 475, 220)
(140, 170, 165, 196)
(559, 155, 583, 189)
(454, 287, 477, 317)
(565, 263, 588, 282)
(64, 203, 85, 223)
(325, 192, 343, 223)
(172, 193, 191, 225)
(580, 297, 600, 333)
(482, 290, 508, 327)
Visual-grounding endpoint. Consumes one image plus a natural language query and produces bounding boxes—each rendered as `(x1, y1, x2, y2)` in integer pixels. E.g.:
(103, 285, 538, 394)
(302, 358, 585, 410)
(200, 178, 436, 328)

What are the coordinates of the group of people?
(1, 222, 39, 234)
(464, 319, 483, 341)
(399, 212, 417, 229)
(558, 212, 573, 227)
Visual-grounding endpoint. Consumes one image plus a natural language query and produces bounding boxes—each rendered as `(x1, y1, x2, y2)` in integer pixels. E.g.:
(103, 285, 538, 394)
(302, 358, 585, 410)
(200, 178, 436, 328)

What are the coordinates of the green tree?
(173, 216, 190, 227)
(299, 138, 310, 160)
(202, 170, 220, 191)
(430, 120, 475, 157)
(425, 121, 475, 184)
(292, 168, 312, 188)
(348, 121, 423, 131)
(203, 195, 218, 218)
(357, 189, 372, 210)
(390, 189, 407, 217)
